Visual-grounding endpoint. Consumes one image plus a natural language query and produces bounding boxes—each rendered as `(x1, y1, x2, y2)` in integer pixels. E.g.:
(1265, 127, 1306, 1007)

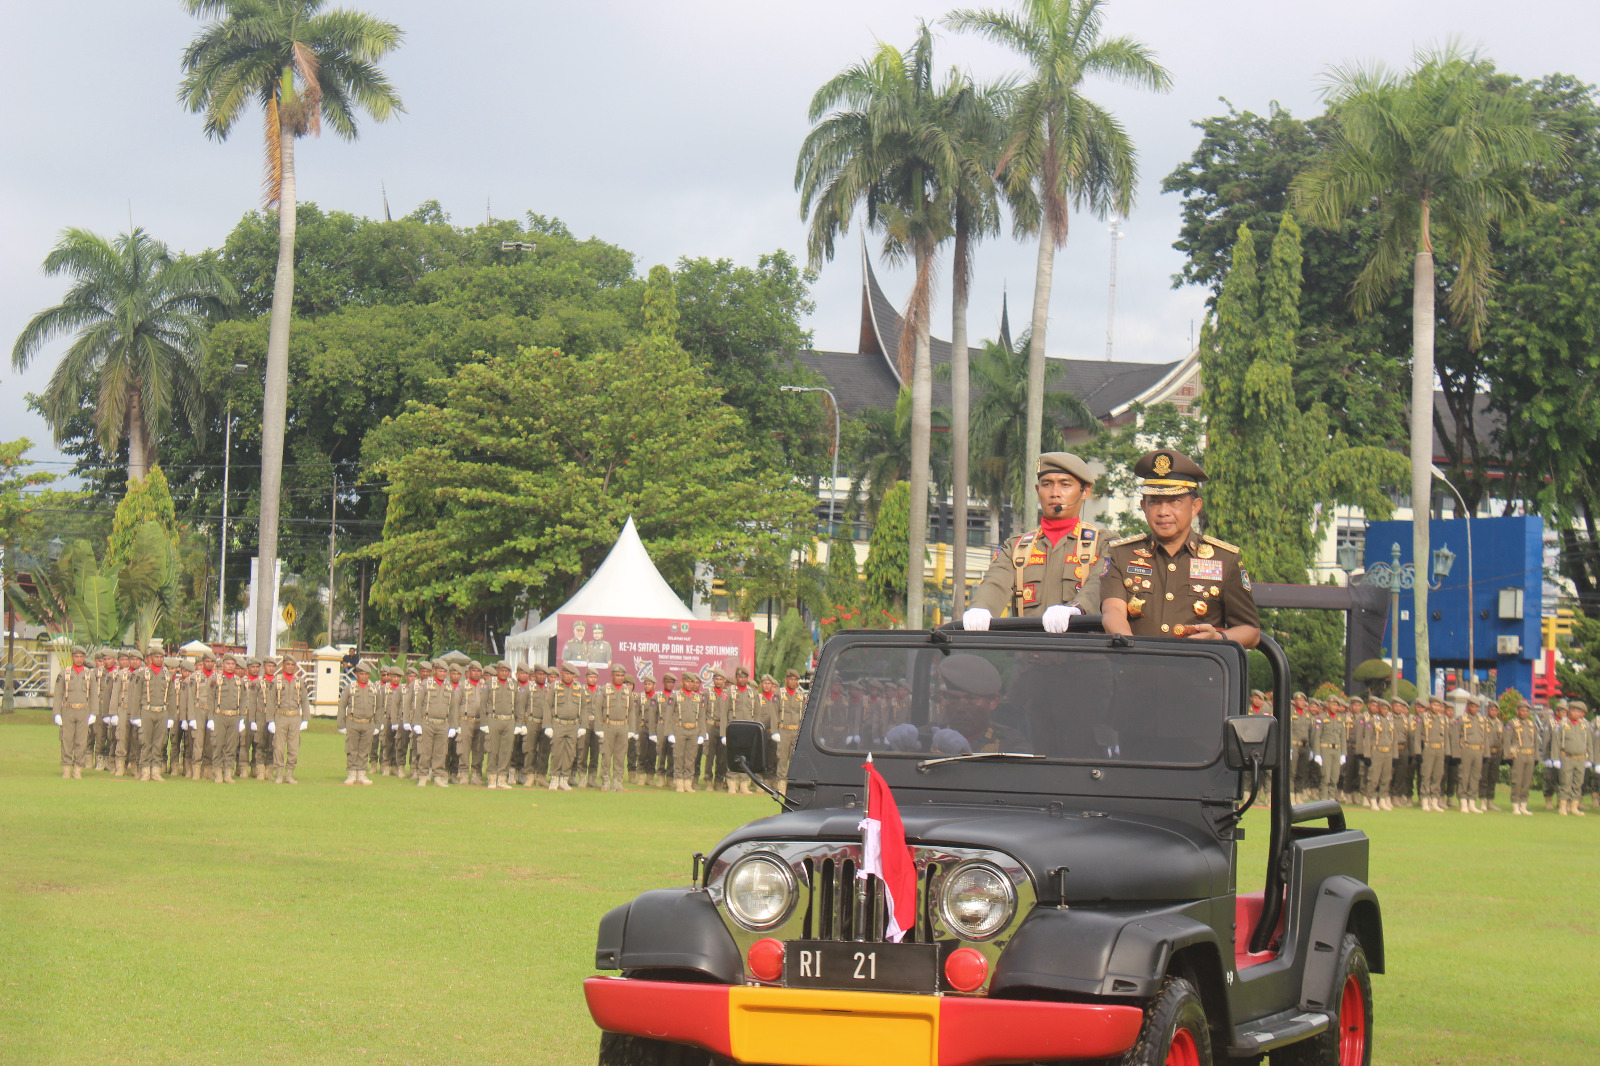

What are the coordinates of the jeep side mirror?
(725, 720, 769, 775)
(1224, 715, 1278, 771)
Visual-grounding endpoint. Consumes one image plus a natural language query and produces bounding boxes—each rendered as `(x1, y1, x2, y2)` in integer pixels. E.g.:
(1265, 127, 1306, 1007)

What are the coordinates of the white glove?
(167, 719, 174, 729)
(667, 734, 675, 744)
(88, 715, 96, 725)
(962, 608, 992, 631)
(698, 736, 706, 745)
(595, 730, 605, 740)
(251, 721, 258, 731)
(544, 727, 553, 738)
(267, 722, 276, 734)
(132, 718, 142, 727)
(577, 728, 587, 737)
(772, 732, 781, 741)
(1313, 754, 1323, 765)
(1339, 755, 1347, 766)
(447, 728, 458, 738)
(237, 720, 245, 733)
(649, 734, 657, 742)
(54, 714, 62, 725)
(207, 721, 215, 732)
(299, 720, 308, 732)
(720, 736, 726, 745)
(628, 732, 637, 740)
(1042, 604, 1082, 633)
(515, 725, 527, 736)
(479, 725, 488, 733)
(338, 728, 347, 735)
(108, 715, 117, 725)
(189, 719, 198, 730)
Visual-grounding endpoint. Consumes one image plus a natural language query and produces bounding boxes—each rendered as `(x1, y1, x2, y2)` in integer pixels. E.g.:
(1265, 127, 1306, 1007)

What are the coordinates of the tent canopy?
(505, 517, 692, 664)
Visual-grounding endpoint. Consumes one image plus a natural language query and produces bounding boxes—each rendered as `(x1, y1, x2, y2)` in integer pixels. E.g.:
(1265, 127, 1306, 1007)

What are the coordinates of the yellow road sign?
(282, 603, 296, 626)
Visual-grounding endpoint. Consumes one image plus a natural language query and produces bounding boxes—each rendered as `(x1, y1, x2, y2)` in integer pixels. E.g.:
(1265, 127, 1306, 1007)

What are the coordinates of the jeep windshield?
(812, 642, 1230, 767)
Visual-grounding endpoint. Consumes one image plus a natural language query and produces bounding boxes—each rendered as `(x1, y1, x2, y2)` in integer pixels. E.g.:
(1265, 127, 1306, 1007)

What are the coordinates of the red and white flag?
(858, 755, 917, 943)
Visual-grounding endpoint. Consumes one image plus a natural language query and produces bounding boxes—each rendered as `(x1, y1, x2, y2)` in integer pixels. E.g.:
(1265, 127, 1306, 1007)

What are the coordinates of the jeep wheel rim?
(1165, 1026, 1201, 1066)
(1338, 973, 1367, 1066)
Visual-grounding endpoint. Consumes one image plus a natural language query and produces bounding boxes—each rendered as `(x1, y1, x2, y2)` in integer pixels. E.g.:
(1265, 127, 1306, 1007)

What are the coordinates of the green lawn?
(2, 711, 1596, 1065)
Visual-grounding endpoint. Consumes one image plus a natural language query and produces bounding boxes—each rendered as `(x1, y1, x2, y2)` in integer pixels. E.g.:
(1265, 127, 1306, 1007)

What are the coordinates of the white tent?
(504, 517, 693, 667)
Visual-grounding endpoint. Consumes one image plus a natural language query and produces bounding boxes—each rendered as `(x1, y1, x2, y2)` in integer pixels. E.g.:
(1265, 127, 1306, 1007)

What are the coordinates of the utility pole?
(216, 410, 231, 643)
(1105, 218, 1123, 361)
(327, 475, 337, 644)
(1389, 542, 1403, 699)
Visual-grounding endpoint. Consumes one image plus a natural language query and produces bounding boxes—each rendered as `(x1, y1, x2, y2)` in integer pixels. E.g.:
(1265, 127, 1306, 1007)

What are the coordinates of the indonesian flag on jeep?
(858, 755, 917, 943)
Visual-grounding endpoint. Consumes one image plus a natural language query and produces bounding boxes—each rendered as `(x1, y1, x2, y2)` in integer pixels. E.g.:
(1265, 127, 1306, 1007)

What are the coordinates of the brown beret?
(1037, 451, 1096, 487)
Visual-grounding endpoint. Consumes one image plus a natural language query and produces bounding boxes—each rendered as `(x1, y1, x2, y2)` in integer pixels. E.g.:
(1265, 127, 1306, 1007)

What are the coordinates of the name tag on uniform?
(1026, 546, 1048, 566)
(1126, 563, 1153, 576)
(1189, 559, 1224, 581)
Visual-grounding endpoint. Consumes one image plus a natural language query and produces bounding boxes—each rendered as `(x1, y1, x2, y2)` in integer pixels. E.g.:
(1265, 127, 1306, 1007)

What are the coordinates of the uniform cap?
(495, 661, 511, 671)
(660, 672, 676, 682)
(611, 663, 625, 673)
(221, 654, 238, 665)
(1036, 451, 1096, 487)
(467, 660, 482, 670)
(760, 673, 776, 683)
(69, 644, 86, 655)
(785, 668, 800, 679)
(1569, 700, 1588, 712)
(246, 657, 261, 667)
(163, 656, 179, 669)
(201, 651, 216, 662)
(354, 660, 373, 674)
(431, 659, 448, 670)
(146, 639, 166, 654)
(938, 654, 1002, 697)
(1133, 449, 1207, 496)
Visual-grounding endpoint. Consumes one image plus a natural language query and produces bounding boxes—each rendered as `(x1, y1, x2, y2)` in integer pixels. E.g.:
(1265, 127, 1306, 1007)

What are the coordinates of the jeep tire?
(1271, 932, 1372, 1066)
(1118, 975, 1213, 1066)
(597, 1032, 730, 1066)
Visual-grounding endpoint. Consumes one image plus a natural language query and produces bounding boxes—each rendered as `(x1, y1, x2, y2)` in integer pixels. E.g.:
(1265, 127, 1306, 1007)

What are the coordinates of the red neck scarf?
(1038, 515, 1081, 546)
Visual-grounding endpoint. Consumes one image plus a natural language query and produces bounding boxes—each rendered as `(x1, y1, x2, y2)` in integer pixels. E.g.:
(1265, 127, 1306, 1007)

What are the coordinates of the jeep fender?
(1299, 875, 1384, 1013)
(595, 889, 743, 983)
(991, 907, 1224, 1007)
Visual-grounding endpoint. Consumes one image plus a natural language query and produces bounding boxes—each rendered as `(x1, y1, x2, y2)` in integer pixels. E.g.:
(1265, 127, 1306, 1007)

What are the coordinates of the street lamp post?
(216, 363, 250, 644)
(1431, 465, 1475, 696)
(779, 385, 842, 532)
(1388, 542, 1403, 699)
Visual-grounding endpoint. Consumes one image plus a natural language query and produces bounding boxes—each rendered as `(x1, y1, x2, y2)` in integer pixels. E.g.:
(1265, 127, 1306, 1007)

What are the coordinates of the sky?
(3, 0, 1598, 479)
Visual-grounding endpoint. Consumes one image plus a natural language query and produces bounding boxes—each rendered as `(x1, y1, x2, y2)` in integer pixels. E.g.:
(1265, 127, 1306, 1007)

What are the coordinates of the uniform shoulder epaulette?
(1202, 534, 1241, 554)
(1109, 533, 1146, 548)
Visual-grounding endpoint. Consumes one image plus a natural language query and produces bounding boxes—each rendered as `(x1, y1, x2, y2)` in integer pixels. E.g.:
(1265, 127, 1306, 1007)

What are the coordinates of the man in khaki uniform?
(1556, 701, 1593, 815)
(670, 674, 707, 792)
(775, 669, 806, 793)
(725, 667, 759, 794)
(524, 666, 553, 788)
(1360, 700, 1397, 810)
(1480, 707, 1505, 811)
(1452, 699, 1490, 813)
(1388, 698, 1413, 807)
(578, 667, 602, 787)
(90, 650, 113, 771)
(544, 664, 586, 791)
(246, 658, 271, 779)
(338, 661, 380, 785)
(636, 676, 661, 787)
(412, 660, 458, 787)
(1416, 698, 1451, 810)
(1312, 700, 1348, 801)
(596, 665, 636, 791)
(186, 652, 217, 780)
(966, 452, 1104, 632)
(705, 669, 730, 789)
(456, 660, 486, 785)
(656, 673, 679, 786)
(268, 657, 312, 784)
(110, 649, 138, 777)
(1099, 451, 1261, 646)
(1505, 701, 1541, 815)
(53, 645, 96, 778)
(134, 646, 176, 782)
(209, 655, 248, 783)
(480, 661, 519, 789)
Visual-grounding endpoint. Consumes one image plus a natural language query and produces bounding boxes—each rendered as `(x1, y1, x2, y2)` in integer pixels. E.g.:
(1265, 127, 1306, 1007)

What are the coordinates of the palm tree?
(797, 23, 962, 626)
(845, 389, 951, 522)
(12, 228, 233, 481)
(945, 0, 1169, 528)
(179, 0, 404, 654)
(963, 331, 1098, 530)
(1293, 44, 1563, 689)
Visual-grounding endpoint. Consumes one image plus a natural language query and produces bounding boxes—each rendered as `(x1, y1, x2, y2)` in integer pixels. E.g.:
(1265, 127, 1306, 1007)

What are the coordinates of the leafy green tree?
(1293, 45, 1566, 686)
(105, 467, 179, 574)
(361, 343, 813, 633)
(642, 265, 679, 348)
(797, 23, 966, 627)
(1555, 611, 1600, 708)
(819, 533, 865, 639)
(756, 608, 814, 679)
(64, 542, 126, 649)
(11, 228, 234, 481)
(845, 389, 950, 522)
(862, 481, 911, 624)
(117, 522, 179, 649)
(180, 0, 406, 662)
(1076, 400, 1203, 537)
(945, 0, 1170, 527)
(1201, 219, 1406, 584)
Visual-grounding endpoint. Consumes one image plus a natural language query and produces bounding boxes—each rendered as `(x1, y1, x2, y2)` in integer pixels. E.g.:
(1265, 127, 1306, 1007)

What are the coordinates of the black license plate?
(783, 940, 939, 994)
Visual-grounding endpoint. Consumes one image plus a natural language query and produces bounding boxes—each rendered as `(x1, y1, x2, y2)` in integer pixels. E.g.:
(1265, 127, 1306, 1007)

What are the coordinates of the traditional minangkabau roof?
(795, 244, 1194, 422)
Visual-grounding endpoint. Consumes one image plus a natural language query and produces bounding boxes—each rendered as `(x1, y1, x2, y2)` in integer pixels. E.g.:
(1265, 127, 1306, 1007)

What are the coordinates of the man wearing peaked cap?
(965, 451, 1104, 634)
(1099, 449, 1260, 647)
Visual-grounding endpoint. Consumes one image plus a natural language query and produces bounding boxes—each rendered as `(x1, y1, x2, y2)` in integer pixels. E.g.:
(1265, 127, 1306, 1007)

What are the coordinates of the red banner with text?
(555, 614, 755, 685)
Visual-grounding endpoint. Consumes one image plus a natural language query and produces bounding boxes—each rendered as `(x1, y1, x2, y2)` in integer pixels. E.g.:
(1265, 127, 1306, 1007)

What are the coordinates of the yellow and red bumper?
(584, 977, 1144, 1066)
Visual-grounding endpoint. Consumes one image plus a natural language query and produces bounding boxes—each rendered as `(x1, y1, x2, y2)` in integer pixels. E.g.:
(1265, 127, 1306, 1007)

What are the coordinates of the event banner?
(555, 614, 755, 684)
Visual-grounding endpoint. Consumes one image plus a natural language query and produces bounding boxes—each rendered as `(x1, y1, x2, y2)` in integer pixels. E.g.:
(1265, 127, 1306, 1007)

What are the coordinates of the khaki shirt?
(1506, 719, 1540, 758)
(55, 666, 96, 714)
(270, 675, 311, 718)
(1099, 533, 1259, 637)
(598, 684, 636, 730)
(672, 690, 707, 735)
(339, 680, 382, 727)
(214, 672, 247, 716)
(1558, 720, 1592, 760)
(776, 687, 806, 733)
(481, 677, 518, 723)
(414, 678, 459, 728)
(970, 520, 1104, 617)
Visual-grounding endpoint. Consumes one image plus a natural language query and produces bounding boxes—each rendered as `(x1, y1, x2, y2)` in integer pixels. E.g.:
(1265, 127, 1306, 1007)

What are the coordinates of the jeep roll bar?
(936, 616, 1294, 956)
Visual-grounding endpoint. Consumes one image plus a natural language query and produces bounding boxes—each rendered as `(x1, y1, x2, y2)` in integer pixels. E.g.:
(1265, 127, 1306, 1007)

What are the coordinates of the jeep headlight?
(938, 862, 1015, 941)
(725, 854, 795, 931)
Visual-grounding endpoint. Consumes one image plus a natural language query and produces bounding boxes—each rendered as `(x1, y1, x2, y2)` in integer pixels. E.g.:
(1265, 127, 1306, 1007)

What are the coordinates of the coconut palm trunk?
(906, 236, 935, 627)
(1023, 211, 1058, 529)
(255, 125, 298, 653)
(949, 222, 971, 609)
(126, 389, 150, 481)
(1410, 206, 1434, 689)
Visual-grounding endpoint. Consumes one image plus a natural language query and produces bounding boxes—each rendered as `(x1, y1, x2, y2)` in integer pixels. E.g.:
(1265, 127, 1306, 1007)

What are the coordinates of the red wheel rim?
(1165, 1026, 1201, 1066)
(1338, 973, 1367, 1066)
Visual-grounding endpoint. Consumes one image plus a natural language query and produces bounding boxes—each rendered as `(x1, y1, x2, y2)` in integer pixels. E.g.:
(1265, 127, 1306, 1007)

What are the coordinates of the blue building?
(1363, 516, 1543, 697)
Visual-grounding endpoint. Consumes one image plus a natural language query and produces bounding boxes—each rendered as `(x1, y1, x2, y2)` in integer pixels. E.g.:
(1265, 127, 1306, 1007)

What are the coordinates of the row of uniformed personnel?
(52, 643, 311, 782)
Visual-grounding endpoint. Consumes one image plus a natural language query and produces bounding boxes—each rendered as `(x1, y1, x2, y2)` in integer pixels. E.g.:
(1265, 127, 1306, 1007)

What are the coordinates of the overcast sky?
(3, 0, 1597, 478)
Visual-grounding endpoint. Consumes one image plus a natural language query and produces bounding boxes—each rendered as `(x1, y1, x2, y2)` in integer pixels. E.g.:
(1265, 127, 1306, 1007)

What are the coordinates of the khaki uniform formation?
(55, 643, 314, 784)
(1276, 689, 1600, 817)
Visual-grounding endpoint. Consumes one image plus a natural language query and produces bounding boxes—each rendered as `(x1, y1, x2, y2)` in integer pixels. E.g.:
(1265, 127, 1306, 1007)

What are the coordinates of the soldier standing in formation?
(965, 452, 1104, 634)
(269, 657, 312, 784)
(636, 676, 661, 787)
(1099, 451, 1261, 646)
(774, 669, 806, 794)
(1556, 701, 1593, 816)
(209, 655, 247, 783)
(595, 664, 635, 792)
(670, 673, 707, 792)
(480, 661, 519, 789)
(1506, 701, 1541, 816)
(337, 660, 380, 786)
(1312, 699, 1348, 801)
(544, 665, 584, 791)
(1417, 698, 1451, 810)
(53, 645, 95, 779)
(413, 660, 458, 787)
(1452, 699, 1489, 813)
(1360, 699, 1397, 810)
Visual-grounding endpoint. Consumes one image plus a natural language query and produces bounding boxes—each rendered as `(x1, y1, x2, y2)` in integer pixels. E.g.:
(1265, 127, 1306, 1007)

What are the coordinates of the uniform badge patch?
(1192, 600, 1209, 617)
(1081, 528, 1096, 541)
(1021, 583, 1039, 605)
(1127, 563, 1153, 576)
(1073, 564, 1087, 580)
(1127, 596, 1146, 618)
(1195, 543, 1215, 559)
(1241, 569, 1253, 591)
(1133, 548, 1153, 558)
(1026, 547, 1049, 566)
(992, 547, 1004, 564)
(1189, 559, 1224, 581)
(1098, 558, 1112, 576)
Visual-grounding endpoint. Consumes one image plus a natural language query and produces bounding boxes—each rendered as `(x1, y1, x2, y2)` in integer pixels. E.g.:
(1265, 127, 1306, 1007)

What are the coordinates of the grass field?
(2, 710, 1597, 1066)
